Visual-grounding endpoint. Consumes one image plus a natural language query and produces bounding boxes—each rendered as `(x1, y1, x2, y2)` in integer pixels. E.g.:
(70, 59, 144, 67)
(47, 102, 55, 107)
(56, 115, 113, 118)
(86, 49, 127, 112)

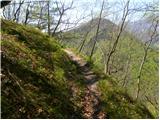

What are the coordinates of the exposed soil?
(64, 49, 106, 119)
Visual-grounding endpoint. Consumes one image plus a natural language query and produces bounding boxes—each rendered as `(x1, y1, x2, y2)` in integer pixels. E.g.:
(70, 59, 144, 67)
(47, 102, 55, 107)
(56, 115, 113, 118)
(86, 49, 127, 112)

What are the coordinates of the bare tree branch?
(1, 0, 12, 8)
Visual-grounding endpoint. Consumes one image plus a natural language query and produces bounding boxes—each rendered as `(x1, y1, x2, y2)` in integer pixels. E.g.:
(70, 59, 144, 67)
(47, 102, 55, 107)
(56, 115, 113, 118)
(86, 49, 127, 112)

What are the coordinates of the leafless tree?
(105, 0, 130, 75)
(12, 1, 16, 16)
(89, 0, 105, 60)
(37, 2, 45, 29)
(13, 0, 24, 22)
(24, 3, 30, 25)
(78, 11, 94, 53)
(135, 18, 158, 100)
(47, 0, 51, 35)
(52, 1, 73, 36)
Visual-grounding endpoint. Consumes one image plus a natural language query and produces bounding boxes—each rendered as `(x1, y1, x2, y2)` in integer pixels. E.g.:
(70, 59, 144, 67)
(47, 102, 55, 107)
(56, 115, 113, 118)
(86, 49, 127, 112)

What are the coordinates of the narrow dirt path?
(64, 49, 106, 119)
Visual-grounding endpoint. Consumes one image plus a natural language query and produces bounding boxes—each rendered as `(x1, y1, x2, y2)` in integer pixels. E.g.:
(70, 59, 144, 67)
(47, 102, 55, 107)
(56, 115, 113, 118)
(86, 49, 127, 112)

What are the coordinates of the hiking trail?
(64, 49, 106, 119)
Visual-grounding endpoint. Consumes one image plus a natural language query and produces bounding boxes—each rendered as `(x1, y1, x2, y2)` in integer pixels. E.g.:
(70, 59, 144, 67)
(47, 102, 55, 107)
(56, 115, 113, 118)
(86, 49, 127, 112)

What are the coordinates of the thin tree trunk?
(89, 0, 104, 60)
(79, 12, 94, 53)
(135, 19, 158, 100)
(122, 55, 131, 87)
(122, 40, 133, 87)
(47, 0, 51, 35)
(106, 0, 130, 74)
(24, 3, 30, 25)
(37, 3, 44, 29)
(52, 12, 63, 35)
(135, 52, 146, 100)
(7, 4, 11, 20)
(52, 1, 73, 35)
(104, 53, 108, 74)
(12, 1, 16, 16)
(79, 31, 90, 53)
(52, 2, 64, 36)
(13, 0, 24, 22)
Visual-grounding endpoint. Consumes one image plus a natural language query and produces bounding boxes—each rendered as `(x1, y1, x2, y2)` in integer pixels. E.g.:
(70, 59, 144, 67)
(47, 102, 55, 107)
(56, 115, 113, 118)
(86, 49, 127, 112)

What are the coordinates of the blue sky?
(0, 0, 158, 31)
(60, 0, 158, 29)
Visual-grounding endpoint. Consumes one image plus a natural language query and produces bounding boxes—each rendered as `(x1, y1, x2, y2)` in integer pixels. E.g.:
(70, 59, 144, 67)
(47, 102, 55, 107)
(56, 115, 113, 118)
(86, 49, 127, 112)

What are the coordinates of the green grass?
(1, 19, 157, 119)
(97, 79, 155, 118)
(1, 19, 85, 119)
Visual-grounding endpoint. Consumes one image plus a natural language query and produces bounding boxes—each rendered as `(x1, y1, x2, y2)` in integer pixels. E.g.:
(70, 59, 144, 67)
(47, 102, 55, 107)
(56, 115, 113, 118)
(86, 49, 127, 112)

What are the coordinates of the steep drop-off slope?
(1, 20, 155, 119)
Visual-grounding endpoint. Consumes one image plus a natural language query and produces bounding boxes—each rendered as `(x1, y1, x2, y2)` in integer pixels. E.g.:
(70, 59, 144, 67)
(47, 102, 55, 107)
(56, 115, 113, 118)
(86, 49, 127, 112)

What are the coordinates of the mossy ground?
(1, 20, 85, 118)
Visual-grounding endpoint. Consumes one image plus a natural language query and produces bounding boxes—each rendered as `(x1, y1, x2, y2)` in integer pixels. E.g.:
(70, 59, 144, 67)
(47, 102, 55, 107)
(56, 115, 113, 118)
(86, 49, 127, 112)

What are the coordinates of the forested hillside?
(1, 0, 159, 119)
(62, 17, 159, 102)
(62, 18, 159, 118)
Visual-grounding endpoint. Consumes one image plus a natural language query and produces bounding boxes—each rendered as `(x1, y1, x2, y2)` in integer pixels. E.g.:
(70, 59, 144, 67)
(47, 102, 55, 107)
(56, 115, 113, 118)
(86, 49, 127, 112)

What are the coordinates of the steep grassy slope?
(1, 20, 85, 118)
(1, 20, 156, 119)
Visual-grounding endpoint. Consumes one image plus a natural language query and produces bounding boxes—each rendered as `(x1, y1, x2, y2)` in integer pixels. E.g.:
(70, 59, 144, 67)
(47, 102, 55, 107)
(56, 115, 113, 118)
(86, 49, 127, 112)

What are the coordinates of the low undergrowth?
(1, 20, 85, 119)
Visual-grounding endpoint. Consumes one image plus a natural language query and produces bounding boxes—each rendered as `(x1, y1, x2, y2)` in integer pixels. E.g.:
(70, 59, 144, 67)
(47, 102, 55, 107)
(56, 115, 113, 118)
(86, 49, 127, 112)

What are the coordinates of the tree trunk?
(89, 0, 104, 60)
(24, 3, 30, 25)
(47, 1, 51, 35)
(106, 0, 130, 74)
(135, 19, 158, 101)
(13, 0, 24, 22)
(79, 15, 94, 53)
